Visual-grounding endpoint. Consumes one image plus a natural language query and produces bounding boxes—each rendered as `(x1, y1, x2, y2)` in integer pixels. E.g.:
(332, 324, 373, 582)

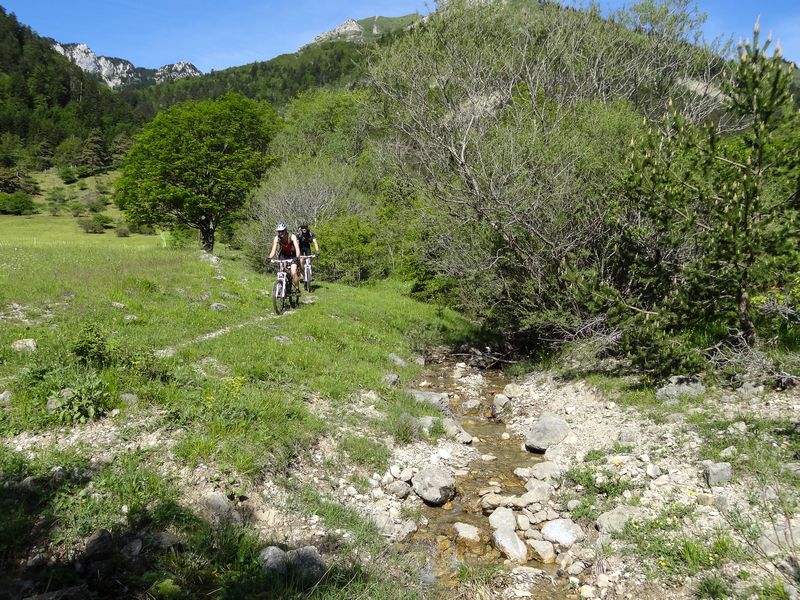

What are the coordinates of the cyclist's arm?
(313, 238, 319, 253)
(268, 236, 277, 259)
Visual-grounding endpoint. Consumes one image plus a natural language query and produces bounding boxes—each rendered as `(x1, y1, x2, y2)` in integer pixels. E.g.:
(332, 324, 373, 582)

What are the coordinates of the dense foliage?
(0, 7, 139, 174)
(121, 41, 368, 121)
(116, 93, 279, 251)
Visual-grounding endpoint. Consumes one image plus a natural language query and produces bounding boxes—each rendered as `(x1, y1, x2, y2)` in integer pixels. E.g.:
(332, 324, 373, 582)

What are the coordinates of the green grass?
(338, 434, 392, 473)
(0, 211, 472, 597)
(618, 504, 743, 579)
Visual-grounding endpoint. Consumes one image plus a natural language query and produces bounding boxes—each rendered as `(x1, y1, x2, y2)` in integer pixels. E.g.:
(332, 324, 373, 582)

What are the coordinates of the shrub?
(49, 371, 112, 424)
(72, 323, 115, 367)
(77, 217, 105, 234)
(0, 191, 36, 215)
(115, 225, 131, 237)
(58, 166, 77, 184)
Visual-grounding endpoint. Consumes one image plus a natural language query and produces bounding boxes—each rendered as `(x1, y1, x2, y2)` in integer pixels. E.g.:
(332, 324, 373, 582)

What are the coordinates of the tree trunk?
(199, 223, 215, 253)
(737, 285, 756, 347)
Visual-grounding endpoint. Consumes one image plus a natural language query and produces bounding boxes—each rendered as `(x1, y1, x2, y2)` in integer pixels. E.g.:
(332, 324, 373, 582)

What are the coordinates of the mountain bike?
(299, 254, 318, 292)
(270, 258, 300, 314)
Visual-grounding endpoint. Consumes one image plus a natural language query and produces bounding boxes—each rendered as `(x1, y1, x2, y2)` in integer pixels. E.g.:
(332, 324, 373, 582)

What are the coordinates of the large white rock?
(412, 467, 456, 505)
(11, 338, 36, 353)
(489, 506, 517, 530)
(528, 539, 556, 563)
(493, 527, 528, 562)
(541, 519, 585, 547)
(454, 522, 481, 544)
(525, 414, 570, 452)
(523, 479, 553, 502)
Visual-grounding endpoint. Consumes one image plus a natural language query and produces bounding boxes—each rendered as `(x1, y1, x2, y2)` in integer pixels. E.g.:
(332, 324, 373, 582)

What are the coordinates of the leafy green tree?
(630, 23, 800, 347)
(116, 93, 279, 251)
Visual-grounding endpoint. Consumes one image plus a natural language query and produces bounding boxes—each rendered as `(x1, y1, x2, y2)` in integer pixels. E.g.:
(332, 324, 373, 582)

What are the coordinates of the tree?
(79, 128, 109, 174)
(630, 23, 799, 347)
(116, 93, 279, 251)
(368, 0, 726, 342)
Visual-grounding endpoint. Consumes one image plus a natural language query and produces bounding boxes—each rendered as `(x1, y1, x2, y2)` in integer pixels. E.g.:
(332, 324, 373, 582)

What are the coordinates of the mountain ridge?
(51, 40, 202, 89)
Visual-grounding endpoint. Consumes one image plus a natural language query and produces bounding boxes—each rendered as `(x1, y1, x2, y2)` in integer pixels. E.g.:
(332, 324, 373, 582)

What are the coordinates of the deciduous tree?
(116, 93, 279, 251)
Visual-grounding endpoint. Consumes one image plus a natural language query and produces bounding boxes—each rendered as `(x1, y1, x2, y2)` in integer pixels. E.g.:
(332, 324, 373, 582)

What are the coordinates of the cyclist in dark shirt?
(268, 223, 301, 289)
(297, 223, 319, 279)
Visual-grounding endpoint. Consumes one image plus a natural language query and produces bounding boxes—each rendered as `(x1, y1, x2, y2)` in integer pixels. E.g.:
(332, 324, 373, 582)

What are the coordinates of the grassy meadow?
(0, 210, 474, 599)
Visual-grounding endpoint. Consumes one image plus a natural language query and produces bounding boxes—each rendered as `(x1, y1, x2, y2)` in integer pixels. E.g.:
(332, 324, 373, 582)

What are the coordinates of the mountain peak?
(302, 13, 421, 49)
(52, 41, 201, 89)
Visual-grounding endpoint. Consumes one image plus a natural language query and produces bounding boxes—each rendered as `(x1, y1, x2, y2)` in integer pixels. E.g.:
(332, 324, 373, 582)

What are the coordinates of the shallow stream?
(403, 360, 570, 599)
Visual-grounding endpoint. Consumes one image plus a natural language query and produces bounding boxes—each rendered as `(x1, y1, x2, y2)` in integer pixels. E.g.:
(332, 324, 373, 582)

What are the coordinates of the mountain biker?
(297, 223, 319, 279)
(268, 223, 300, 290)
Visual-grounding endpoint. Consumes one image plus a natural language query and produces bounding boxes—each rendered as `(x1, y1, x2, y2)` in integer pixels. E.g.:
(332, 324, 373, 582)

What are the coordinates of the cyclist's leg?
(290, 262, 299, 288)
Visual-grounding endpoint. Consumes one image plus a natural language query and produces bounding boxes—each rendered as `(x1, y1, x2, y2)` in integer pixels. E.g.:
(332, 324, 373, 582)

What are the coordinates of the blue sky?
(1, 1, 797, 72)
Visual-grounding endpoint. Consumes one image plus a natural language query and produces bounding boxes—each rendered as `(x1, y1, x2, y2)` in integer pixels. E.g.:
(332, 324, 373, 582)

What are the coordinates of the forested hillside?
(120, 41, 368, 120)
(0, 8, 139, 164)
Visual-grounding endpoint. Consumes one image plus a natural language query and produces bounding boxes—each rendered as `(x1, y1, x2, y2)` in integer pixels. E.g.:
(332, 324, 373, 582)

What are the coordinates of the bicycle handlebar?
(298, 254, 318, 259)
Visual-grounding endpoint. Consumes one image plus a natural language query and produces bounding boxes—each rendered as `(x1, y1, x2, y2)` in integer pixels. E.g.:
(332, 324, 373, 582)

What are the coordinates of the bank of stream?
(404, 358, 572, 599)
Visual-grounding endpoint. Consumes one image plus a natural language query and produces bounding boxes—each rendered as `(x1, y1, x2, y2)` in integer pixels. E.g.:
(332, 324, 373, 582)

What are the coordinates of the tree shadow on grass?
(0, 471, 409, 600)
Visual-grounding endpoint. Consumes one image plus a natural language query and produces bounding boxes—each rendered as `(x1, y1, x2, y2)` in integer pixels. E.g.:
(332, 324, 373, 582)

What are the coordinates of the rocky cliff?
(52, 41, 201, 89)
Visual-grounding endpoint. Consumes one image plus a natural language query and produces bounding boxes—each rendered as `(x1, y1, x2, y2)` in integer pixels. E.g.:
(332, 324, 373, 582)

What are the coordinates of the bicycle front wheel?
(272, 280, 285, 314)
(304, 265, 312, 292)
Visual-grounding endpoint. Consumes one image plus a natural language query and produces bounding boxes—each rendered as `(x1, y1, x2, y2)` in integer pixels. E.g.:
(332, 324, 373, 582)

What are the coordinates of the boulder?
(407, 389, 452, 416)
(529, 461, 563, 481)
(0, 389, 9, 405)
(523, 479, 553, 502)
(287, 546, 327, 583)
(525, 414, 570, 453)
(492, 527, 528, 562)
(387, 480, 411, 500)
(596, 506, 644, 534)
(454, 522, 481, 545)
(492, 394, 511, 418)
(489, 506, 517, 530)
(541, 519, 585, 547)
(704, 462, 732, 486)
(412, 468, 456, 506)
(259, 546, 288, 576)
(11, 338, 36, 353)
(443, 418, 473, 444)
(84, 529, 113, 559)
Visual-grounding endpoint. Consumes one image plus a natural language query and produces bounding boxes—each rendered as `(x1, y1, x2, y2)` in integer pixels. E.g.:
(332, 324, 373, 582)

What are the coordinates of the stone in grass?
(704, 462, 732, 486)
(412, 467, 456, 506)
(11, 338, 36, 353)
(84, 529, 113, 559)
(287, 546, 327, 583)
(525, 414, 570, 453)
(596, 505, 644, 534)
(209, 302, 228, 311)
(541, 519, 585, 548)
(407, 389, 452, 416)
(382, 373, 400, 387)
(388, 353, 407, 368)
(492, 527, 528, 562)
